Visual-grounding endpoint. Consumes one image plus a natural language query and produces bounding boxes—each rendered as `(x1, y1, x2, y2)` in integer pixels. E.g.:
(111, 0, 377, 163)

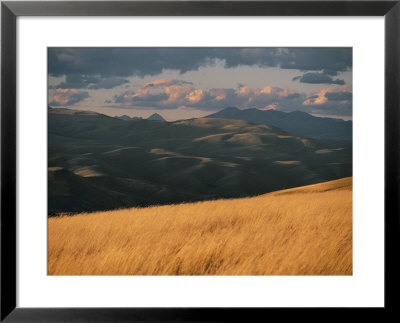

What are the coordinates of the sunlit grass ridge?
(48, 177, 352, 275)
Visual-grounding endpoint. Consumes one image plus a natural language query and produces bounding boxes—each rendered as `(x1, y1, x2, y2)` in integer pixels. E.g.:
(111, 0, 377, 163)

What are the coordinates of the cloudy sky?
(48, 47, 352, 121)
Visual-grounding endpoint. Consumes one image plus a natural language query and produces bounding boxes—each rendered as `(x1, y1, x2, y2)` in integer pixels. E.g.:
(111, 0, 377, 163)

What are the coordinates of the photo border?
(1, 1, 399, 321)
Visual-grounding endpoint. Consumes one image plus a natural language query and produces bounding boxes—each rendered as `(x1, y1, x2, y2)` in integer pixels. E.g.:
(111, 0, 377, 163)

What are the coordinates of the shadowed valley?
(207, 107, 352, 143)
(48, 107, 352, 215)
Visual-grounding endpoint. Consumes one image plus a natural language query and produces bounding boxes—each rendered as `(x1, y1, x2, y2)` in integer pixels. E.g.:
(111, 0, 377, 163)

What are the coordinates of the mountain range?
(48, 107, 352, 215)
(207, 107, 352, 142)
(115, 113, 166, 121)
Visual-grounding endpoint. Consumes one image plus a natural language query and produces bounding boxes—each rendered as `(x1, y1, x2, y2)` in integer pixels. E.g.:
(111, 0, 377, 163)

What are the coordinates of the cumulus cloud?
(108, 78, 307, 112)
(49, 89, 89, 106)
(301, 85, 352, 116)
(293, 72, 345, 85)
(302, 85, 351, 106)
(259, 103, 278, 111)
(114, 91, 169, 106)
(101, 77, 353, 116)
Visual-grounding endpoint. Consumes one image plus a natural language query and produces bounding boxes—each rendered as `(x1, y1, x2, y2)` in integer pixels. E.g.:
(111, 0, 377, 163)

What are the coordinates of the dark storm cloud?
(48, 48, 219, 78)
(143, 79, 193, 88)
(325, 91, 353, 101)
(322, 69, 339, 76)
(293, 72, 345, 85)
(49, 74, 129, 89)
(88, 77, 129, 89)
(48, 47, 352, 87)
(287, 93, 301, 99)
(278, 48, 352, 72)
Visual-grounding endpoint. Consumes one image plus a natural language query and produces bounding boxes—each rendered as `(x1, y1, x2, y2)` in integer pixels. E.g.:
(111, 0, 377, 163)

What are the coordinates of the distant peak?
(222, 106, 240, 111)
(288, 111, 314, 118)
(289, 110, 308, 115)
(147, 113, 166, 121)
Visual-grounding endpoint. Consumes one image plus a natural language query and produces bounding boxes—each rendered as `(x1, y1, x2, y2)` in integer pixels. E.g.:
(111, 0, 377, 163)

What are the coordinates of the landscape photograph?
(48, 47, 352, 275)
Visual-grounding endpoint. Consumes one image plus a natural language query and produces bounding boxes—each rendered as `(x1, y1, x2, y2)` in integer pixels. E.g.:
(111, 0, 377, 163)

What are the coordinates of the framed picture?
(1, 0, 399, 321)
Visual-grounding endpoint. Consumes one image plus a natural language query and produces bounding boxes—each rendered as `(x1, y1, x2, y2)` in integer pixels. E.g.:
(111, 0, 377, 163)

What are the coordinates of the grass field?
(48, 177, 352, 275)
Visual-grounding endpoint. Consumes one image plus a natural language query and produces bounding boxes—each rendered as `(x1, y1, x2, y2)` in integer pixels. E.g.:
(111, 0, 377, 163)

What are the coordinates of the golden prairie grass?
(48, 177, 352, 275)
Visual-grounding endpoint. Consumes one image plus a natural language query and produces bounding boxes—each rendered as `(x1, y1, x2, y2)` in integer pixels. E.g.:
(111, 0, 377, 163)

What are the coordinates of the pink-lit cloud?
(50, 88, 89, 106)
(259, 103, 278, 111)
(109, 79, 352, 116)
(302, 85, 352, 106)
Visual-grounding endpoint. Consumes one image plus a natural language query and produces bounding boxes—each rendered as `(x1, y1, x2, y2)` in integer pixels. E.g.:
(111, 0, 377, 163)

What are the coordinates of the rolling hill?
(114, 115, 142, 121)
(48, 107, 352, 215)
(207, 107, 352, 142)
(48, 177, 352, 275)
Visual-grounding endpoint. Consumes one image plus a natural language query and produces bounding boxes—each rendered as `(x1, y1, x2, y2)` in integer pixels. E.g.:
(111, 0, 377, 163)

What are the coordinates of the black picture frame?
(1, 1, 399, 321)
